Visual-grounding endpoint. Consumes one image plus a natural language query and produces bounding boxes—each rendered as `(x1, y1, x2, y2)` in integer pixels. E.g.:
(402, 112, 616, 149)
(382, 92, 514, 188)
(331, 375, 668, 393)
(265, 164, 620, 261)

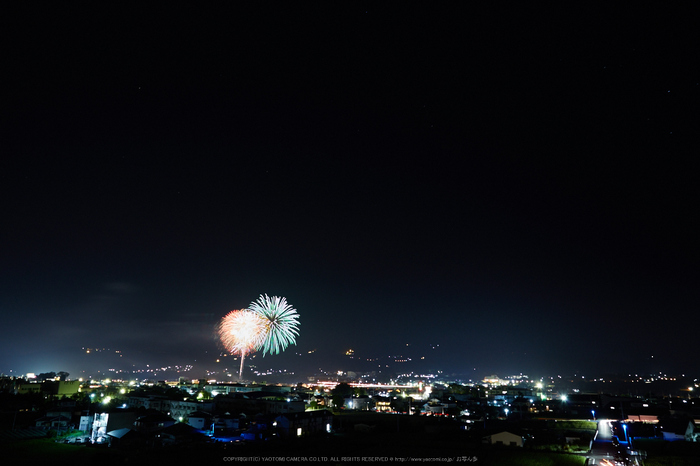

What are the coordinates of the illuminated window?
(296, 427, 302, 437)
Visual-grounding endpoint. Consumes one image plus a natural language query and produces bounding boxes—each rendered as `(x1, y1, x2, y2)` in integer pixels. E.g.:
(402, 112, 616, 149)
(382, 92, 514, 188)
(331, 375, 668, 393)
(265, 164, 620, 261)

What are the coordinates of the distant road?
(588, 420, 629, 465)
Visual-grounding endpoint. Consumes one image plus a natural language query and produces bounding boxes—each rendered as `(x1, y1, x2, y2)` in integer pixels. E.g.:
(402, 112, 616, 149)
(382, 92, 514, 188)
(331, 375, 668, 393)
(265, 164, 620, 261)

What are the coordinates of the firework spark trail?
(218, 309, 266, 378)
(248, 294, 300, 356)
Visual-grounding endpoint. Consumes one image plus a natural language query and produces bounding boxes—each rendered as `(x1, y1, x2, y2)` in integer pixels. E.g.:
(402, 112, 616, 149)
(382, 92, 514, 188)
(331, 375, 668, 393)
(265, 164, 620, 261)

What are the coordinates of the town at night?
(2, 3, 697, 465)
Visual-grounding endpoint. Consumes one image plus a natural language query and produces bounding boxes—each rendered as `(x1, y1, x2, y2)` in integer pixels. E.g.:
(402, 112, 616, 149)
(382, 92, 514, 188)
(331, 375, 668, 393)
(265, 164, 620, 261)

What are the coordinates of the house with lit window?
(374, 396, 392, 412)
(274, 410, 333, 438)
(345, 395, 373, 411)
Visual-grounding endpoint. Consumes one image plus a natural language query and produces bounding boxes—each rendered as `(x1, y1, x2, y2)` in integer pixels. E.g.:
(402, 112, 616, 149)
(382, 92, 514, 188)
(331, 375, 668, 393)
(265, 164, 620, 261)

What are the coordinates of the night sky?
(2, 4, 697, 381)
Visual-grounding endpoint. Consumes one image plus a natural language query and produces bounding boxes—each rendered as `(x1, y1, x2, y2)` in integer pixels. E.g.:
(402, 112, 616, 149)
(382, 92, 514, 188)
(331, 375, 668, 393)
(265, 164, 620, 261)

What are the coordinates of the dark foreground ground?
(3, 435, 586, 466)
(3, 413, 700, 465)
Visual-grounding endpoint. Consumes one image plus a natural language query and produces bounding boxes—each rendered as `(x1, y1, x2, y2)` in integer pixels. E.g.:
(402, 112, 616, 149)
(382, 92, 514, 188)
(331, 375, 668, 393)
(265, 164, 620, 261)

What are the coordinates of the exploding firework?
(218, 309, 266, 378)
(248, 294, 300, 356)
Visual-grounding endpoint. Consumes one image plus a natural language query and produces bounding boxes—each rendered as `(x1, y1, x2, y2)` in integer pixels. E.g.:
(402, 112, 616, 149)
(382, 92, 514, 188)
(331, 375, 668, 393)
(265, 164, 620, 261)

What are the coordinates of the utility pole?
(620, 400, 625, 421)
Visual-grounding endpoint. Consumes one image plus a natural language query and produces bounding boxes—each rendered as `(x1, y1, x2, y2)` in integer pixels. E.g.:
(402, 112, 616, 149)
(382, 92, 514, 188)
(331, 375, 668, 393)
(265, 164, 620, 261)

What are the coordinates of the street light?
(591, 410, 596, 420)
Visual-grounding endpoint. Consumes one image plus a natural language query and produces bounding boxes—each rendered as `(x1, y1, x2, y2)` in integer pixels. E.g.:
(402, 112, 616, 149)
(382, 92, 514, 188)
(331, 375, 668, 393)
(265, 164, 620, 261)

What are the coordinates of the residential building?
(91, 410, 139, 442)
(274, 410, 333, 438)
(133, 412, 176, 433)
(187, 410, 213, 431)
(483, 431, 525, 447)
(660, 418, 696, 441)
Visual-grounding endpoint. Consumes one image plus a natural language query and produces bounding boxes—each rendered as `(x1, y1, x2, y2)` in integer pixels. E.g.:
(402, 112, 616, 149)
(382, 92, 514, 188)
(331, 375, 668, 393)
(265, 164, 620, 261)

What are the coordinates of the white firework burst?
(248, 294, 300, 356)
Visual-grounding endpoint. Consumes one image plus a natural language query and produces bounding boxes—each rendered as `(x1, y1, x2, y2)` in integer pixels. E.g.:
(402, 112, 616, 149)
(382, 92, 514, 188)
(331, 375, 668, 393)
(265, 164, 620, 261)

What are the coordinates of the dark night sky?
(1, 4, 697, 380)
